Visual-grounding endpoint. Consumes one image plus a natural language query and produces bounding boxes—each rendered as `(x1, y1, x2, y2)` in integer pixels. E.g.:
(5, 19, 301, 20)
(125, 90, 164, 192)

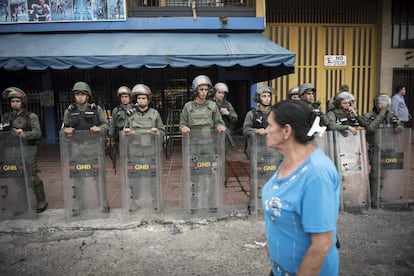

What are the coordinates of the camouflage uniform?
(214, 99, 237, 128)
(125, 106, 165, 157)
(326, 92, 367, 132)
(109, 104, 130, 142)
(1, 109, 47, 212)
(1, 87, 47, 213)
(180, 75, 225, 213)
(62, 82, 110, 213)
(180, 99, 224, 154)
(109, 86, 132, 142)
(63, 103, 109, 133)
(122, 84, 165, 212)
(298, 83, 329, 127)
(242, 87, 283, 213)
(362, 108, 401, 207)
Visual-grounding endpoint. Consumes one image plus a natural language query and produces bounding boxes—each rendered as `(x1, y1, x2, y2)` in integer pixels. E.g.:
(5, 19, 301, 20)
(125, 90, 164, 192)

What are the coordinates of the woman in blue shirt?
(262, 100, 340, 275)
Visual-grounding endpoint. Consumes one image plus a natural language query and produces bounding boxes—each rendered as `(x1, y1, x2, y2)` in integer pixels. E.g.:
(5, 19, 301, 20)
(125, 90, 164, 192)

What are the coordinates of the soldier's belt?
(190, 125, 213, 129)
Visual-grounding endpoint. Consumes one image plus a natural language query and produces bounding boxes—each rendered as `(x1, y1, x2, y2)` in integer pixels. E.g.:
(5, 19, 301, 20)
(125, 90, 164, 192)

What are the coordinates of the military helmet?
(192, 75, 213, 91)
(287, 86, 299, 98)
(72, 81, 92, 97)
(117, 86, 131, 97)
(214, 82, 229, 93)
(254, 85, 274, 103)
(334, 91, 354, 108)
(298, 83, 316, 96)
(132, 84, 152, 101)
(374, 93, 391, 109)
(2, 87, 27, 104)
(339, 84, 350, 92)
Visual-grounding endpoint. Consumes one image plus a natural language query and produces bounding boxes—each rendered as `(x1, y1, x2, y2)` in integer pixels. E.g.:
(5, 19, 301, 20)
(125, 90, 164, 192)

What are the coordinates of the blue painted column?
(250, 83, 257, 108)
(41, 71, 58, 144)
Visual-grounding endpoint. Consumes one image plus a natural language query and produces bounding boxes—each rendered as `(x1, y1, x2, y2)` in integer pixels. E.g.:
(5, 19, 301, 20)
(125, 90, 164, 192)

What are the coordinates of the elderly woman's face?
(266, 111, 285, 149)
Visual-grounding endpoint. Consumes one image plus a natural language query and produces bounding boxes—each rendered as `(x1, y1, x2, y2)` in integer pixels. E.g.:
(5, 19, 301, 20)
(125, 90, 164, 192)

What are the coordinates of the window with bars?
(132, 0, 248, 7)
(392, 0, 414, 48)
(265, 0, 377, 24)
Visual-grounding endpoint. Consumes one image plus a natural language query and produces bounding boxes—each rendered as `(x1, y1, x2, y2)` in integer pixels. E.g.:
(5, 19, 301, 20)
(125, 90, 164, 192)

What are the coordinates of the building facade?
(0, 0, 295, 143)
(0, 0, 412, 200)
(264, 0, 413, 117)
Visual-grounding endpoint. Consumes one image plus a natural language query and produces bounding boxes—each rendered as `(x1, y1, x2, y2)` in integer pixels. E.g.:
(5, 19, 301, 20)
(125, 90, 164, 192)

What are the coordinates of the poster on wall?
(0, 0, 125, 23)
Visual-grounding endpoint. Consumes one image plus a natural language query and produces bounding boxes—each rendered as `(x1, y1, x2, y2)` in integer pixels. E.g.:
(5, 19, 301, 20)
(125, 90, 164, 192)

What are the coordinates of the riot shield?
(60, 130, 109, 221)
(373, 128, 411, 208)
(331, 130, 370, 212)
(0, 131, 36, 219)
(249, 134, 283, 216)
(182, 129, 225, 215)
(119, 131, 163, 222)
(313, 132, 332, 157)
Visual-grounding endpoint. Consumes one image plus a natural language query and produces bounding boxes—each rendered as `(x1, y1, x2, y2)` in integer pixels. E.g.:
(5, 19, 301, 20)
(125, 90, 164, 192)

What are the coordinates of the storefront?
(0, 32, 295, 143)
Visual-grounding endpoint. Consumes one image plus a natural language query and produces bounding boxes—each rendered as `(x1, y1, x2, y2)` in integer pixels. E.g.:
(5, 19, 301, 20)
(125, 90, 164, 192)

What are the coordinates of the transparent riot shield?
(331, 130, 370, 212)
(120, 131, 163, 222)
(60, 130, 109, 221)
(313, 132, 332, 157)
(0, 131, 36, 219)
(373, 128, 411, 208)
(249, 134, 283, 216)
(182, 129, 225, 215)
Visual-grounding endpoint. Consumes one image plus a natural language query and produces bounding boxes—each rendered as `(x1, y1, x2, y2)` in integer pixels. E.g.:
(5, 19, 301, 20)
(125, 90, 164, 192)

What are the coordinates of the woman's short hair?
(270, 100, 315, 144)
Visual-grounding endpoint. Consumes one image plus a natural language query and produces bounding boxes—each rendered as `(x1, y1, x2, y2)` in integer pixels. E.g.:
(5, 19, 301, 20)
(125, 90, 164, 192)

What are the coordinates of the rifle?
(102, 100, 117, 174)
(105, 135, 118, 174)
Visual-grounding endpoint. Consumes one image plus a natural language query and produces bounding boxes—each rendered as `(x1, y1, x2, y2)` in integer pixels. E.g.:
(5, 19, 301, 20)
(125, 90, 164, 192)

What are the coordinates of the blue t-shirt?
(262, 148, 340, 276)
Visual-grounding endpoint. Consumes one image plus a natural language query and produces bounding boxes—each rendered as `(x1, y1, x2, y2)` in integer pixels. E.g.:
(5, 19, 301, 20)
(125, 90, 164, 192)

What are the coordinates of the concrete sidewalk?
(37, 130, 414, 212)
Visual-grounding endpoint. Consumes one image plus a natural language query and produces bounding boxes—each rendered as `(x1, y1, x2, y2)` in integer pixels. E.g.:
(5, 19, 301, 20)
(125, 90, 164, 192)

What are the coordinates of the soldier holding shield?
(1, 87, 48, 213)
(62, 81, 109, 216)
(180, 75, 226, 214)
(121, 84, 164, 213)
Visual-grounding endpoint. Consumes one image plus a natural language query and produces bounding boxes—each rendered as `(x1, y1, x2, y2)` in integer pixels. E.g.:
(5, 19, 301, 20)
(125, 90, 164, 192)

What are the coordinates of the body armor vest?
(128, 108, 158, 133)
(113, 105, 128, 130)
(2, 110, 37, 144)
(333, 110, 360, 127)
(68, 104, 100, 130)
(187, 101, 216, 128)
(2, 110, 32, 131)
(251, 109, 269, 129)
(216, 100, 231, 125)
(366, 111, 399, 128)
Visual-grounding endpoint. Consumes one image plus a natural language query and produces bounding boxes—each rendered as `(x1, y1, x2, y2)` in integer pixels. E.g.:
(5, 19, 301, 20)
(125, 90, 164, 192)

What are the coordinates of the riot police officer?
(242, 86, 283, 213)
(180, 75, 226, 213)
(180, 75, 226, 134)
(109, 86, 132, 143)
(1, 87, 48, 213)
(212, 82, 238, 148)
(363, 93, 403, 151)
(287, 86, 300, 100)
(62, 81, 110, 213)
(327, 91, 367, 135)
(124, 84, 164, 136)
(242, 85, 274, 158)
(298, 83, 329, 126)
(122, 84, 165, 212)
(363, 93, 403, 208)
(108, 86, 132, 172)
(63, 81, 109, 136)
(212, 82, 238, 130)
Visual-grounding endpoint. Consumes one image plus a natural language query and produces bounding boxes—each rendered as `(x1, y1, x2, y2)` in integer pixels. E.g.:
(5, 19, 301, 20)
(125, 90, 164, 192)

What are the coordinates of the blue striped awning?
(0, 32, 295, 80)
